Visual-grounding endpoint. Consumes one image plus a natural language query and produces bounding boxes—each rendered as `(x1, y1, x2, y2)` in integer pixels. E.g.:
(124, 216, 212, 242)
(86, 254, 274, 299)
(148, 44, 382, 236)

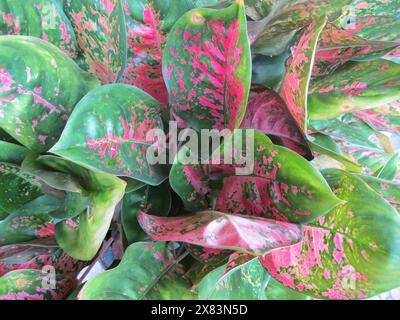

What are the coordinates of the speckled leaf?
(250, 0, 351, 52)
(0, 261, 83, 301)
(0, 0, 78, 58)
(261, 169, 400, 300)
(122, 180, 171, 245)
(170, 130, 342, 223)
(279, 18, 327, 133)
(63, 0, 127, 83)
(337, 0, 400, 42)
(0, 36, 100, 152)
(25, 155, 126, 261)
(0, 141, 29, 165)
(241, 88, 312, 159)
(51, 84, 166, 186)
(0, 245, 85, 279)
(197, 257, 269, 300)
(139, 211, 303, 255)
(357, 174, 400, 213)
(0, 195, 62, 246)
(163, 1, 251, 130)
(79, 242, 195, 300)
(0, 162, 42, 220)
(309, 60, 400, 120)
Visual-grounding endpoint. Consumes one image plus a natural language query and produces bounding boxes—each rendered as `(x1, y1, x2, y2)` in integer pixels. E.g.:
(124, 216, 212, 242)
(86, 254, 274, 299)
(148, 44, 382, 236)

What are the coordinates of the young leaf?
(375, 153, 399, 181)
(0, 162, 42, 220)
(309, 60, 400, 120)
(0, 0, 79, 58)
(51, 84, 167, 186)
(122, 180, 171, 245)
(170, 130, 343, 223)
(79, 242, 195, 300)
(198, 257, 269, 300)
(241, 88, 312, 159)
(278, 18, 327, 133)
(139, 211, 303, 255)
(0, 36, 100, 152)
(26, 155, 126, 261)
(163, 1, 251, 130)
(261, 169, 400, 299)
(63, 0, 127, 83)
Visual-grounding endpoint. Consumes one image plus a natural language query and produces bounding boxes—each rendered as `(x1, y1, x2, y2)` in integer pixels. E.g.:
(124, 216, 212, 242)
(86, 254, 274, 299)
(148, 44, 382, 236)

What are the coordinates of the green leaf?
(0, 36, 100, 152)
(0, 0, 78, 58)
(357, 174, 400, 213)
(0, 141, 29, 165)
(265, 276, 311, 300)
(309, 60, 400, 120)
(51, 84, 167, 186)
(139, 211, 303, 255)
(79, 242, 195, 300)
(375, 153, 399, 181)
(122, 180, 171, 245)
(63, 0, 127, 83)
(170, 130, 342, 223)
(198, 257, 269, 300)
(26, 155, 126, 261)
(0, 162, 42, 220)
(261, 169, 400, 299)
(0, 195, 62, 246)
(163, 1, 251, 130)
(278, 18, 327, 133)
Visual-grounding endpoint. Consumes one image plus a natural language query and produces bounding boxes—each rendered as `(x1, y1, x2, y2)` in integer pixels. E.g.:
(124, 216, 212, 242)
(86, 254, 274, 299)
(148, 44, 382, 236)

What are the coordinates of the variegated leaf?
(163, 1, 251, 130)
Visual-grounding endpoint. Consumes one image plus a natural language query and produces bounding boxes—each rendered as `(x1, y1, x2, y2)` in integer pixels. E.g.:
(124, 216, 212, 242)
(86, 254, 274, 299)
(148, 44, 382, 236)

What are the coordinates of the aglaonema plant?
(0, 0, 399, 300)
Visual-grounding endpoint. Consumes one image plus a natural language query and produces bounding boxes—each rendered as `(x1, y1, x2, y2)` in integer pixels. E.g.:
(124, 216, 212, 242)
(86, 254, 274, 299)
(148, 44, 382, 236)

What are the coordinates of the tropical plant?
(0, 0, 399, 300)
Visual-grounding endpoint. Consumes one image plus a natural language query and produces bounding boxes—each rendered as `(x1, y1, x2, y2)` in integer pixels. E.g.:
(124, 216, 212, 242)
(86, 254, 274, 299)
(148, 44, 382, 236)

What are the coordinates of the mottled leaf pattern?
(163, 1, 251, 130)
(170, 130, 342, 223)
(0, 36, 100, 152)
(241, 88, 312, 159)
(139, 211, 303, 255)
(51, 84, 167, 186)
(309, 60, 400, 120)
(0, 0, 78, 58)
(64, 0, 127, 83)
(278, 18, 327, 133)
(0, 162, 42, 220)
(261, 169, 400, 299)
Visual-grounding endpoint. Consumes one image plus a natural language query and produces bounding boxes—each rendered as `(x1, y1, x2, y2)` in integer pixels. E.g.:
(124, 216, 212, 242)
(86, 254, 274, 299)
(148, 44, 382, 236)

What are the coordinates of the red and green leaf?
(51, 84, 167, 186)
(64, 0, 127, 83)
(139, 211, 303, 255)
(0, 36, 100, 152)
(241, 88, 312, 159)
(170, 130, 342, 223)
(278, 18, 327, 133)
(260, 169, 400, 299)
(163, 1, 251, 130)
(0, 0, 79, 58)
(309, 60, 400, 120)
